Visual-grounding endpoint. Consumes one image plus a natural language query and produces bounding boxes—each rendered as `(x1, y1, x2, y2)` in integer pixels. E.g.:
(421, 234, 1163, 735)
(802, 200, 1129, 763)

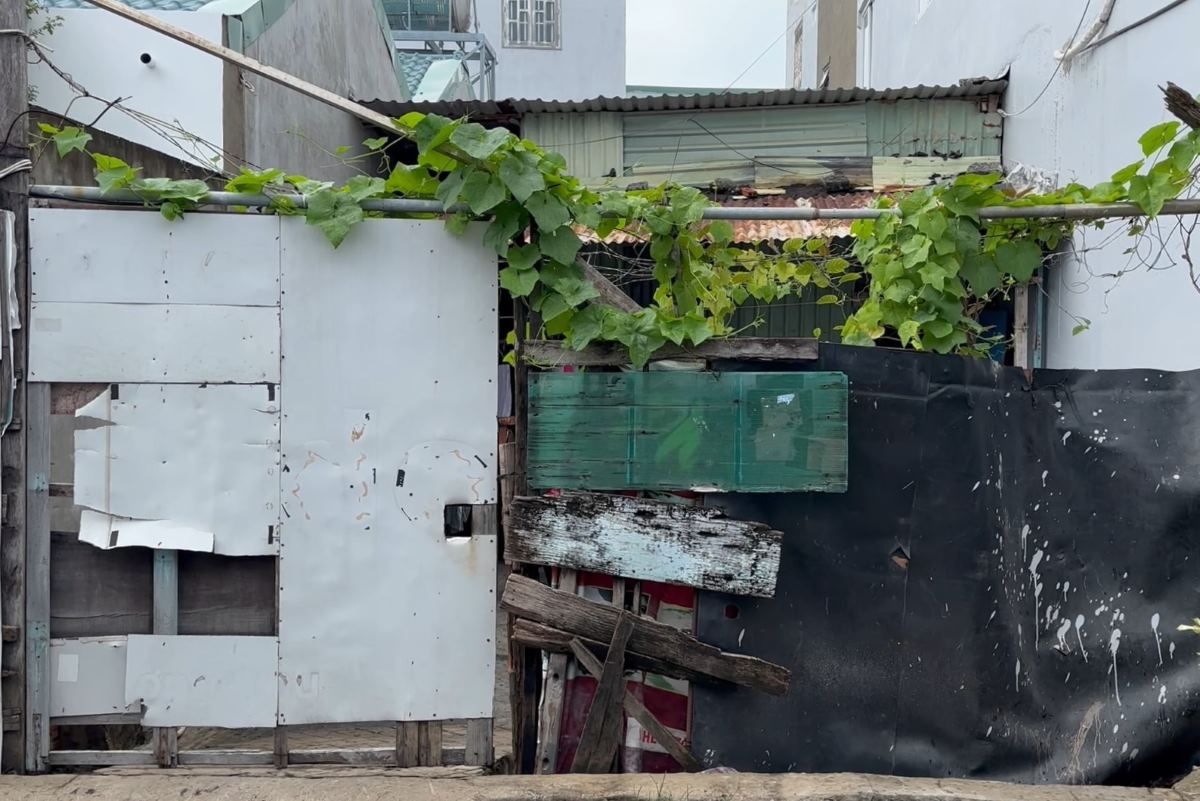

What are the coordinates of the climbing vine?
(32, 108, 1200, 367)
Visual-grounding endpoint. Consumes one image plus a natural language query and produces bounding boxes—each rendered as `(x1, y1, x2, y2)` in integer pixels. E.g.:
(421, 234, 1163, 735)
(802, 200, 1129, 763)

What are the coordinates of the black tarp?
(694, 345, 1200, 785)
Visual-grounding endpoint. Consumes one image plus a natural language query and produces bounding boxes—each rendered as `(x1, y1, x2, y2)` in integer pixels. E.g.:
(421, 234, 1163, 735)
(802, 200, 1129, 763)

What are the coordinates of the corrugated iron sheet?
(522, 112, 623, 179)
(360, 80, 1009, 117)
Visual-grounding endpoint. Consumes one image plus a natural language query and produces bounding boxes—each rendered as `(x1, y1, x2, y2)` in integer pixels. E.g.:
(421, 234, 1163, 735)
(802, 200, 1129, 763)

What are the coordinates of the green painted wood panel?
(529, 372, 848, 493)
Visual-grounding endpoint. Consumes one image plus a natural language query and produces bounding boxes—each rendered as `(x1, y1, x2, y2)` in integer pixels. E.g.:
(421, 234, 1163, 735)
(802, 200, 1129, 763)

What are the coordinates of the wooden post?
(273, 725, 288, 770)
(465, 718, 493, 767)
(417, 720, 442, 767)
(534, 568, 576, 774)
(23, 385, 49, 773)
(396, 722, 420, 768)
(1013, 286, 1031, 370)
(152, 550, 178, 767)
(0, 2, 31, 772)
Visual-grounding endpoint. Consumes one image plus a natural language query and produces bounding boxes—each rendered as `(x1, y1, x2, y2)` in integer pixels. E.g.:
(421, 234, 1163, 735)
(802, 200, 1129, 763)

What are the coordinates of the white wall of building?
(861, 0, 1200, 370)
(787, 0, 819, 90)
(30, 9, 226, 168)
(473, 0, 625, 100)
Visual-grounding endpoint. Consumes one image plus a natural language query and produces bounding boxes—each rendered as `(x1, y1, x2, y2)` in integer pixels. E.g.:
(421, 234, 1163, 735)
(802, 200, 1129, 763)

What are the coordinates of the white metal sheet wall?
(276, 217, 497, 725)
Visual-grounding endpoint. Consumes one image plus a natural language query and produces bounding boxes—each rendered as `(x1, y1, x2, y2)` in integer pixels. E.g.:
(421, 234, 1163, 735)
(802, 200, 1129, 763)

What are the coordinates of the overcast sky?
(625, 0, 788, 90)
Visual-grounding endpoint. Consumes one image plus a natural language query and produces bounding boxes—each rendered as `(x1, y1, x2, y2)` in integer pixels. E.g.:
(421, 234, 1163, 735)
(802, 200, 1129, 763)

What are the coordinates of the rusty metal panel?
(276, 217, 497, 725)
(73, 384, 280, 556)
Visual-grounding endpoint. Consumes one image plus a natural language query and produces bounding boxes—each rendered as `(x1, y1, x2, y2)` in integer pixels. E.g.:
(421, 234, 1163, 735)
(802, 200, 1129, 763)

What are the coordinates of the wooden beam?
(523, 337, 819, 367)
(273, 726, 288, 770)
(578, 260, 641, 314)
(569, 614, 634, 773)
(49, 747, 472, 768)
(512, 619, 728, 688)
(418, 720, 443, 767)
(568, 638, 700, 772)
(534, 569, 576, 775)
(464, 719, 493, 767)
(84, 0, 397, 131)
(507, 492, 783, 597)
(23, 385, 50, 773)
(501, 575, 789, 696)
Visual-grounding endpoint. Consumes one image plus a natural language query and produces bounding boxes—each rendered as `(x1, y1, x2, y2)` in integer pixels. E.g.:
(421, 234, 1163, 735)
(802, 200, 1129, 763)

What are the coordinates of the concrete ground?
(0, 769, 1193, 801)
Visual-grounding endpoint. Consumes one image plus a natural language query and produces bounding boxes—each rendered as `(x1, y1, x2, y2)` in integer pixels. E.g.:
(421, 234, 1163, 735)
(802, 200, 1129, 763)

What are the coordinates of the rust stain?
(354, 454, 366, 470)
(355, 512, 370, 522)
(468, 475, 483, 502)
(450, 449, 471, 465)
(359, 481, 369, 500)
(350, 423, 366, 443)
(302, 451, 328, 471)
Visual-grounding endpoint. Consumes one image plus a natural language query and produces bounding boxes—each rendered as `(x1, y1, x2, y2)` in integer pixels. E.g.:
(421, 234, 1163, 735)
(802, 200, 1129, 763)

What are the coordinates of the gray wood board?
(507, 492, 783, 597)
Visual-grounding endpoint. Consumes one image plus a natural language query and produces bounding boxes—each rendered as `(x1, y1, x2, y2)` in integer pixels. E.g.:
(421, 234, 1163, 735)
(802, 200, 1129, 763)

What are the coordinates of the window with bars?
(503, 0, 561, 49)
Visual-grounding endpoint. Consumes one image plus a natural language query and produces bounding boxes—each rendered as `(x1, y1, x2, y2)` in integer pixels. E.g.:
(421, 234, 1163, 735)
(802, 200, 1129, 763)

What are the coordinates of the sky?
(625, 0, 789, 90)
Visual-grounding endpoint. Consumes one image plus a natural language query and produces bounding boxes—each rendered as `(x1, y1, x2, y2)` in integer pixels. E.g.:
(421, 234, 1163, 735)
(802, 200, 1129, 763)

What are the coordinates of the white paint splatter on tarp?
(1029, 549, 1044, 647)
(1159, 684, 1167, 704)
(1015, 659, 1021, 692)
(1075, 614, 1089, 662)
(1041, 470, 1049, 487)
(1056, 618, 1072, 651)
(1109, 629, 1122, 705)
(1152, 613, 1163, 666)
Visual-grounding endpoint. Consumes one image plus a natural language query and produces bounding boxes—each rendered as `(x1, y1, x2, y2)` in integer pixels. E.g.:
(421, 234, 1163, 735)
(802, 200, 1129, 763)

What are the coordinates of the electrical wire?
(1000, 0, 1094, 118)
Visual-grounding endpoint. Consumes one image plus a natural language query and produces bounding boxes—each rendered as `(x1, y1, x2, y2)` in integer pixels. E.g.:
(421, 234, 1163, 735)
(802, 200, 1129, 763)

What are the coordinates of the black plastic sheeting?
(694, 345, 1200, 786)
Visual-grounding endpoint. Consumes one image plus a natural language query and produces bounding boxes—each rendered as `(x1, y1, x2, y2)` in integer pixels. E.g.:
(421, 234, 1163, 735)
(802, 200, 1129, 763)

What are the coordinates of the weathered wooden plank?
(528, 371, 847, 493)
(48, 748, 472, 768)
(512, 619, 728, 689)
(578, 260, 641, 314)
(48, 750, 157, 767)
(274, 726, 288, 769)
(25, 384, 51, 773)
(534, 569, 576, 775)
(151, 549, 178, 768)
(396, 721, 420, 768)
(507, 492, 783, 597)
(464, 718, 493, 767)
(501, 575, 789, 696)
(568, 638, 700, 772)
(524, 337, 818, 367)
(418, 720, 443, 767)
(569, 614, 634, 773)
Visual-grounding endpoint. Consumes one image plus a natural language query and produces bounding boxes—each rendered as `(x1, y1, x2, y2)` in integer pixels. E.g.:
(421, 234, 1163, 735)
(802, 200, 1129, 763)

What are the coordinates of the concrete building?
(30, 0, 408, 181)
(856, 0, 1200, 370)
(787, 0, 857, 90)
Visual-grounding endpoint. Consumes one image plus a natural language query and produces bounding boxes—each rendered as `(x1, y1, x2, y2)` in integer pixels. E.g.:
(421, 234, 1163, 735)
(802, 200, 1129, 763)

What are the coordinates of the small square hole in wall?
(444, 504, 474, 538)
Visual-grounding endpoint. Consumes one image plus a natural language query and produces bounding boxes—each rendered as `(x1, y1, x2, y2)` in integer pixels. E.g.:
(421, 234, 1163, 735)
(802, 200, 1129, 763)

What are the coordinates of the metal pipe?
(28, 185, 1200, 222)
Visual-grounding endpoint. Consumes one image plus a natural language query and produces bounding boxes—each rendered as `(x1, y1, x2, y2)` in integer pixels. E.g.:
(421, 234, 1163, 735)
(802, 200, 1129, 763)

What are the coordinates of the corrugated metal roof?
(361, 80, 1007, 117)
(583, 191, 879, 245)
(42, 0, 213, 8)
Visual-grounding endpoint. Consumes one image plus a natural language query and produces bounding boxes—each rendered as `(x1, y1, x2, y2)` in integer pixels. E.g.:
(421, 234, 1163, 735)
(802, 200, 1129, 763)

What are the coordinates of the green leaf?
(159, 200, 184, 221)
(898, 320, 921, 347)
(344, 175, 386, 203)
(434, 168, 469, 210)
(506, 244, 541, 271)
(482, 202, 527, 256)
(225, 167, 285, 195)
(539, 262, 599, 306)
(538, 227, 583, 265)
(995, 240, 1042, 282)
(567, 305, 607, 350)
(396, 112, 425, 130)
(1139, 121, 1180, 157)
(445, 211, 471, 236)
(1111, 160, 1145, 184)
(681, 312, 713, 346)
(92, 153, 139, 194)
(385, 164, 439, 197)
(1128, 169, 1175, 217)
(960, 251, 1002, 294)
(36, 122, 61, 135)
(461, 171, 507, 214)
(413, 114, 458, 155)
(815, 294, 842, 306)
(537, 291, 571, 322)
(524, 191, 571, 231)
(1071, 318, 1091, 336)
(363, 136, 389, 151)
(305, 189, 364, 248)
(498, 265, 539, 297)
(52, 126, 91, 157)
(498, 151, 546, 203)
(708, 220, 735, 246)
(450, 123, 514, 160)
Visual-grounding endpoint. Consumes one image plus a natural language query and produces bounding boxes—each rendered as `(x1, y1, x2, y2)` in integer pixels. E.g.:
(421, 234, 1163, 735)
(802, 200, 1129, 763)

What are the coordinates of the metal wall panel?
(30, 209, 280, 306)
(29, 302, 280, 383)
(623, 105, 868, 171)
(49, 637, 133, 717)
(124, 635, 278, 727)
(523, 112, 623, 181)
(73, 385, 280, 556)
(866, 98, 1003, 158)
(276, 217, 497, 725)
(528, 372, 850, 493)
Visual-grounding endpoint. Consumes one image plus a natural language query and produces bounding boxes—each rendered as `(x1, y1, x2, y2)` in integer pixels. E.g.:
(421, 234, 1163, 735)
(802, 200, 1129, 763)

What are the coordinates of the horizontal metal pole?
(30, 186, 1200, 222)
(392, 30, 487, 44)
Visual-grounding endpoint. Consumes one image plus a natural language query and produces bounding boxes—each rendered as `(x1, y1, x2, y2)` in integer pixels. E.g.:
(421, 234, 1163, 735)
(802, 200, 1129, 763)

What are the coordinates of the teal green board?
(528, 372, 848, 493)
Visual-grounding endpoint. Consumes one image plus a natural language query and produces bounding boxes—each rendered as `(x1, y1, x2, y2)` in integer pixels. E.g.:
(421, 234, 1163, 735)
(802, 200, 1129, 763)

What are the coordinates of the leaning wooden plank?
(578, 260, 642, 314)
(568, 638, 701, 772)
(524, 337, 819, 367)
(570, 614, 635, 773)
(512, 619, 725, 688)
(534, 569, 577, 775)
(501, 575, 789, 696)
(507, 492, 783, 597)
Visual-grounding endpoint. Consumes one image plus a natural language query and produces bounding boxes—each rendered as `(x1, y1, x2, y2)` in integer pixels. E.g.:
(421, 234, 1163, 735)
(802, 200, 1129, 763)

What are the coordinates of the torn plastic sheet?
(74, 384, 279, 556)
(78, 509, 214, 553)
